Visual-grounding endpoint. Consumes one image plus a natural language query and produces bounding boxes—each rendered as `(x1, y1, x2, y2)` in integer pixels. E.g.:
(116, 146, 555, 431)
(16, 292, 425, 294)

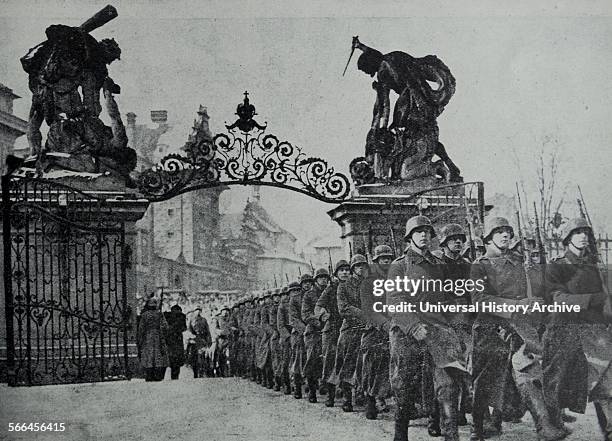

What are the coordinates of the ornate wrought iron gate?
(2, 176, 130, 386)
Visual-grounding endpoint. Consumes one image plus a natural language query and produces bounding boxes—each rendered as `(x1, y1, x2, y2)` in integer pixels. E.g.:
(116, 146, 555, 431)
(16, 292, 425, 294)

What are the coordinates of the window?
(167, 231, 174, 238)
(167, 208, 174, 216)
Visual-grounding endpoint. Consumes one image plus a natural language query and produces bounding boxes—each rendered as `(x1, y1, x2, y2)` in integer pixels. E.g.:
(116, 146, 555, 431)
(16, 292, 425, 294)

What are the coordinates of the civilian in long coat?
(137, 298, 169, 381)
(164, 304, 187, 380)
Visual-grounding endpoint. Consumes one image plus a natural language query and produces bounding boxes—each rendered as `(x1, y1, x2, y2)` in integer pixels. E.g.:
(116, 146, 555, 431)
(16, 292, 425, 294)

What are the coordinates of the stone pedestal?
(328, 182, 484, 258)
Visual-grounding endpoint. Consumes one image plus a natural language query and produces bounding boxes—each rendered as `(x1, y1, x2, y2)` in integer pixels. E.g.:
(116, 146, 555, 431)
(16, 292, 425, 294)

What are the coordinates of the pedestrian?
(164, 304, 187, 380)
(302, 268, 330, 403)
(189, 306, 212, 378)
(470, 216, 566, 441)
(332, 254, 369, 413)
(137, 297, 169, 382)
(542, 218, 612, 441)
(386, 216, 468, 441)
(315, 259, 351, 407)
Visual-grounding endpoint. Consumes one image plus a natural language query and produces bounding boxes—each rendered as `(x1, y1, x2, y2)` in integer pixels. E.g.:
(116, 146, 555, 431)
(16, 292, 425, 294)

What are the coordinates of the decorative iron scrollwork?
(136, 93, 351, 203)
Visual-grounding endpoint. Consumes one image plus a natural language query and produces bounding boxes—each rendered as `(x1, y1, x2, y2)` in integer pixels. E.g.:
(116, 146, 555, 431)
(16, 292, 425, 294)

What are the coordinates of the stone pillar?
(328, 182, 484, 259)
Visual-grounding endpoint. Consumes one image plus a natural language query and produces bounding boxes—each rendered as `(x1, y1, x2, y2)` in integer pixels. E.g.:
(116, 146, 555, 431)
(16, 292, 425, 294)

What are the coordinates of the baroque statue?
(346, 36, 462, 186)
(19, 5, 136, 186)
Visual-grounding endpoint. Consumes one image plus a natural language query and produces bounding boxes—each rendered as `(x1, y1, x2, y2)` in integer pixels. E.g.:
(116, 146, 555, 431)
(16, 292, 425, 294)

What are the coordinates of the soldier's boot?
(519, 381, 567, 441)
(482, 408, 502, 437)
(365, 395, 378, 420)
(469, 407, 486, 441)
(274, 376, 282, 392)
(428, 400, 442, 437)
(325, 384, 336, 407)
(283, 373, 292, 395)
(594, 400, 612, 441)
(319, 382, 328, 395)
(341, 384, 354, 412)
(439, 385, 460, 441)
(560, 410, 576, 423)
(307, 378, 318, 403)
(293, 374, 303, 399)
(393, 405, 411, 441)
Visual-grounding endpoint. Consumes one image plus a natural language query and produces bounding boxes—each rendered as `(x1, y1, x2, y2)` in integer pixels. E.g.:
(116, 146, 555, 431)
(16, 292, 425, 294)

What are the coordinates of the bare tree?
(511, 134, 568, 239)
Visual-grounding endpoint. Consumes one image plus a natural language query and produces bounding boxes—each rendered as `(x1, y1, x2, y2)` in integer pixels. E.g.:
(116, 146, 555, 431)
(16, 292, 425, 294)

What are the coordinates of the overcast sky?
(1, 0, 611, 243)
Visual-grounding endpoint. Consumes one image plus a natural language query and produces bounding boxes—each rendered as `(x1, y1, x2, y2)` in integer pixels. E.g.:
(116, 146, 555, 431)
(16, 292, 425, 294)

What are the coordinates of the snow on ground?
(0, 368, 602, 441)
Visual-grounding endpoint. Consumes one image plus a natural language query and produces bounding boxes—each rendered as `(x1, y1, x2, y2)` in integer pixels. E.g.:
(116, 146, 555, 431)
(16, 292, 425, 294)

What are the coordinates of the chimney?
(151, 110, 168, 125)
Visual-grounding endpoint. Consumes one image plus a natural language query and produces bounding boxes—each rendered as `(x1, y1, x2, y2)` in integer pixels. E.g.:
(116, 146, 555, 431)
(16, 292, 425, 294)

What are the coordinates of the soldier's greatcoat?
(331, 275, 366, 386)
(302, 284, 324, 380)
(288, 290, 306, 377)
(315, 280, 343, 384)
(543, 250, 612, 414)
(277, 296, 293, 379)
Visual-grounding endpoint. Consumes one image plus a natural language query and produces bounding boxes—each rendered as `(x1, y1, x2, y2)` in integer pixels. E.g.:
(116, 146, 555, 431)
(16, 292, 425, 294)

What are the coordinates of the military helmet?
(404, 215, 436, 241)
(439, 223, 467, 246)
(350, 254, 368, 269)
(483, 216, 514, 242)
(281, 286, 289, 295)
(288, 281, 301, 292)
(373, 244, 394, 261)
(271, 288, 282, 297)
(334, 259, 350, 275)
(314, 268, 330, 279)
(561, 218, 592, 245)
(300, 273, 314, 285)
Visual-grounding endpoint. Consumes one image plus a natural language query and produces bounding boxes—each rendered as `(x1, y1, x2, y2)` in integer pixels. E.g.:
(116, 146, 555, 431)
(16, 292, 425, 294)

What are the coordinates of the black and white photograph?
(1, 1, 612, 440)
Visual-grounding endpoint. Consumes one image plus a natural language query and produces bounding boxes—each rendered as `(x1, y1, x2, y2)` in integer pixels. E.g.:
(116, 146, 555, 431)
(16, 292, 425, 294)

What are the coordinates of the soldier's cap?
(146, 298, 158, 308)
(439, 223, 467, 246)
(171, 304, 182, 312)
(300, 273, 314, 284)
(483, 216, 514, 242)
(334, 259, 350, 275)
(314, 268, 330, 279)
(350, 254, 368, 269)
(404, 215, 436, 241)
(288, 281, 301, 292)
(373, 244, 394, 261)
(562, 217, 593, 245)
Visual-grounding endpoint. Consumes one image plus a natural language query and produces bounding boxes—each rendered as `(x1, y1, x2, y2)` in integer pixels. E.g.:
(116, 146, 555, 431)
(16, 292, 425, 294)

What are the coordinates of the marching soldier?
(332, 254, 369, 413)
(358, 244, 393, 420)
(251, 294, 263, 383)
(315, 259, 351, 408)
(268, 289, 283, 391)
(228, 302, 241, 377)
(470, 217, 566, 441)
(302, 268, 331, 403)
(277, 286, 293, 395)
(542, 218, 612, 441)
(289, 279, 308, 398)
(386, 216, 468, 441)
(256, 292, 274, 388)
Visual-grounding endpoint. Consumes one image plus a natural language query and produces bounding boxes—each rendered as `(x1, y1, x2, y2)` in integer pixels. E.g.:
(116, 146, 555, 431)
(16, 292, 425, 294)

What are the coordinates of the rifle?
(577, 189, 610, 297)
(349, 241, 353, 260)
(285, 273, 290, 284)
(533, 202, 546, 265)
(515, 210, 533, 300)
(327, 249, 333, 275)
(298, 266, 302, 277)
(516, 182, 529, 232)
(389, 226, 398, 257)
(309, 259, 315, 274)
(466, 220, 476, 262)
(342, 36, 360, 76)
(273, 274, 278, 288)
